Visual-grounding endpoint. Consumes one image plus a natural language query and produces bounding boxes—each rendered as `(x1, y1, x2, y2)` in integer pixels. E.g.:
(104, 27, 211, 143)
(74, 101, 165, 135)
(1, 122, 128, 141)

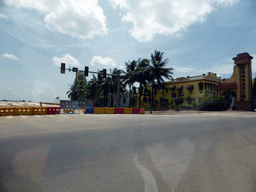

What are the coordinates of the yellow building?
(138, 52, 254, 111)
(138, 72, 221, 109)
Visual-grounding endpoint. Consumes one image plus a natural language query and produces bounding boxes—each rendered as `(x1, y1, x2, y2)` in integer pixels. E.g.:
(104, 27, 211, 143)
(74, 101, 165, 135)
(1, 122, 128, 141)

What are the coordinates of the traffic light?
(72, 67, 78, 72)
(61, 63, 65, 74)
(98, 72, 102, 82)
(103, 69, 107, 78)
(84, 66, 89, 76)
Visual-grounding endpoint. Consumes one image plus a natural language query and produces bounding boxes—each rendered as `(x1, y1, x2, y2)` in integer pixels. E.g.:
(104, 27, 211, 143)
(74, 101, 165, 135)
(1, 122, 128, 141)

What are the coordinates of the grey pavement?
(1, 113, 256, 191)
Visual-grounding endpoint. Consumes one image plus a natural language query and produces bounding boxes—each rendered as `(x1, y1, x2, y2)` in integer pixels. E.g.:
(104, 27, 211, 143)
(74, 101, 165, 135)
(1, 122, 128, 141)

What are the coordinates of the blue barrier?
(85, 105, 94, 114)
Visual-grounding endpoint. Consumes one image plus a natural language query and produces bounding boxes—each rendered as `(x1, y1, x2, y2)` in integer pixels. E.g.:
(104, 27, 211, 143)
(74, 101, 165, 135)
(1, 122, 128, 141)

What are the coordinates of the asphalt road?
(1, 112, 256, 192)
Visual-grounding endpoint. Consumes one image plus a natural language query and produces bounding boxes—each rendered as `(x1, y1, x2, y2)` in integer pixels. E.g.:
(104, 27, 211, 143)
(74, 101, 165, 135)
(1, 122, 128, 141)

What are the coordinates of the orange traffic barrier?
(32, 107, 47, 115)
(124, 108, 132, 114)
(104, 107, 115, 114)
(0, 107, 16, 116)
(94, 107, 105, 114)
(63, 109, 73, 113)
(15, 107, 33, 115)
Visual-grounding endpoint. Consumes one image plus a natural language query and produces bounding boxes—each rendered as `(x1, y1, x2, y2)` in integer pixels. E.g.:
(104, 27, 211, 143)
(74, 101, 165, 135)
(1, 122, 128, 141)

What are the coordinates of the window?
(178, 90, 183, 97)
(199, 83, 203, 91)
(123, 98, 126, 104)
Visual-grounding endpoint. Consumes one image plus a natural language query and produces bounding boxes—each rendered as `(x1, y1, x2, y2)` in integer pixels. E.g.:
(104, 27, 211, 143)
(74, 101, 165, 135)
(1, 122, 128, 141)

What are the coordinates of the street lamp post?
(117, 74, 120, 107)
(150, 73, 154, 114)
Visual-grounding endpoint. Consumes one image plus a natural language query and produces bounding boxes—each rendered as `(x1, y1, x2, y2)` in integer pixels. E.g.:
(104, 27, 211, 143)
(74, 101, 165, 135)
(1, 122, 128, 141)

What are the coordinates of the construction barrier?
(53, 107, 61, 114)
(94, 107, 105, 114)
(32, 107, 47, 115)
(47, 107, 56, 115)
(132, 108, 140, 114)
(124, 108, 133, 114)
(15, 107, 33, 116)
(47, 107, 60, 115)
(104, 107, 115, 114)
(0, 107, 16, 116)
(63, 109, 73, 113)
(114, 107, 124, 114)
(85, 105, 94, 114)
(140, 108, 145, 114)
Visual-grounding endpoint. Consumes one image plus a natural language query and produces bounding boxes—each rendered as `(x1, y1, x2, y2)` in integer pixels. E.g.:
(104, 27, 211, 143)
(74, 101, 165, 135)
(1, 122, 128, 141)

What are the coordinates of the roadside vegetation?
(67, 50, 174, 108)
(67, 52, 255, 111)
(175, 95, 227, 111)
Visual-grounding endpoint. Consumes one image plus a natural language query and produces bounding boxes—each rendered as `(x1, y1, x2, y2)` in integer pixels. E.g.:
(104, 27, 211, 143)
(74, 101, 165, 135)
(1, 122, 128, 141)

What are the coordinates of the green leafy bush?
(198, 95, 226, 111)
(175, 103, 192, 110)
(191, 101, 198, 110)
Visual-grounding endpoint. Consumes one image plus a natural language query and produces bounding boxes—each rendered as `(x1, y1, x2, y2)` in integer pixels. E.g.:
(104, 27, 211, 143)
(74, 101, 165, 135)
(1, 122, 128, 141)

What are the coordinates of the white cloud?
(5, 0, 108, 40)
(206, 63, 234, 75)
(213, 0, 239, 5)
(32, 80, 50, 96)
(0, 13, 8, 19)
(32, 79, 58, 101)
(108, 0, 129, 9)
(109, 0, 238, 42)
(174, 66, 193, 73)
(2, 53, 18, 60)
(91, 56, 116, 67)
(250, 54, 256, 74)
(53, 54, 80, 67)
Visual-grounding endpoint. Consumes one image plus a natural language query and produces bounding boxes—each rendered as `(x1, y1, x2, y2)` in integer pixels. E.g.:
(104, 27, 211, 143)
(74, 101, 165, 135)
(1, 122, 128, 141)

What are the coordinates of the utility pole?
(61, 64, 122, 107)
(150, 74, 154, 114)
(117, 74, 120, 107)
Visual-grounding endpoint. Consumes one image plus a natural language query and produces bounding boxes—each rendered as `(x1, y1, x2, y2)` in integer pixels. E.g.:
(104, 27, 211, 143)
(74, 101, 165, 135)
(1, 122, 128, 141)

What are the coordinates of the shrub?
(191, 101, 198, 110)
(198, 95, 226, 111)
(175, 103, 192, 110)
(160, 97, 170, 110)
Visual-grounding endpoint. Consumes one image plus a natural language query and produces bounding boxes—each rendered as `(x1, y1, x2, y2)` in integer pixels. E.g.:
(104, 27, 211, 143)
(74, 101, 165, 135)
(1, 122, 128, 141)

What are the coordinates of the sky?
(0, 0, 256, 102)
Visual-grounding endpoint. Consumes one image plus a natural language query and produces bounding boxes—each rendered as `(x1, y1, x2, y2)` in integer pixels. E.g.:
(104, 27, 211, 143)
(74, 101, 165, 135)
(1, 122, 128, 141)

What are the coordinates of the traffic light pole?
(61, 63, 120, 108)
(117, 74, 120, 107)
(150, 74, 154, 114)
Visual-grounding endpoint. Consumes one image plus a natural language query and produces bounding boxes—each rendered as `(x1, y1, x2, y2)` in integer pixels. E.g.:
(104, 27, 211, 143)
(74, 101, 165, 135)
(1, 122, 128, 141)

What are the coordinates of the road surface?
(1, 112, 256, 192)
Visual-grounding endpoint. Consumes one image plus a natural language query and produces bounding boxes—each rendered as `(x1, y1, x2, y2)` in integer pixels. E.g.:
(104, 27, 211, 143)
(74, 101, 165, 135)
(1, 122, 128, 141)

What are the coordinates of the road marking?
(20, 116, 28, 118)
(133, 154, 158, 192)
(47, 115, 56, 118)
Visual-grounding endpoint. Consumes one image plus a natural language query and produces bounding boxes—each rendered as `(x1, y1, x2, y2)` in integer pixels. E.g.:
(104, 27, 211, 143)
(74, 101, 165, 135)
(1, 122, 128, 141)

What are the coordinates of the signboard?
(76, 71, 86, 81)
(85, 105, 94, 109)
(85, 105, 94, 114)
(60, 100, 79, 109)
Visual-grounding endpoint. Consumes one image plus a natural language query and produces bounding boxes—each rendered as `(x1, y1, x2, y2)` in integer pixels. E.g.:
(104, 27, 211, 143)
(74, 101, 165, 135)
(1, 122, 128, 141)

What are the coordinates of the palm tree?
(150, 50, 174, 109)
(67, 81, 78, 100)
(135, 58, 150, 108)
(123, 60, 137, 107)
(67, 80, 87, 101)
(84, 74, 101, 104)
(98, 68, 126, 107)
(112, 68, 126, 106)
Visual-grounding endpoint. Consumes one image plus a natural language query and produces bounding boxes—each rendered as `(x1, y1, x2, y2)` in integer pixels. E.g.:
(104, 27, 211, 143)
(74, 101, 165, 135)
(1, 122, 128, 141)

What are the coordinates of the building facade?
(215, 52, 253, 110)
(139, 73, 221, 109)
(138, 52, 254, 111)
